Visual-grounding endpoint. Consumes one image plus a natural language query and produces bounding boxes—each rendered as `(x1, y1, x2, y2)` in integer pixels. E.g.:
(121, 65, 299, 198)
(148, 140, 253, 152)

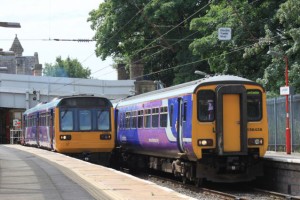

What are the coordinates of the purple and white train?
(113, 75, 269, 184)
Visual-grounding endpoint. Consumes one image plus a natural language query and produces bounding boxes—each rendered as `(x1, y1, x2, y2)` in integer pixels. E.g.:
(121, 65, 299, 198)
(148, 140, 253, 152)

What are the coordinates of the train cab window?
(144, 109, 151, 128)
(152, 108, 159, 128)
(97, 110, 110, 131)
(247, 90, 262, 121)
(79, 110, 92, 131)
(60, 110, 74, 131)
(160, 106, 168, 127)
(138, 110, 144, 128)
(197, 90, 215, 122)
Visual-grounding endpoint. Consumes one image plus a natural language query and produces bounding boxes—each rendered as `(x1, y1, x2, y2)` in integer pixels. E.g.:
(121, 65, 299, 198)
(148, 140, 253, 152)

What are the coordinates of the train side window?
(144, 109, 151, 128)
(152, 108, 159, 128)
(60, 110, 74, 131)
(79, 110, 92, 131)
(183, 102, 187, 122)
(120, 112, 126, 129)
(125, 112, 131, 129)
(160, 106, 168, 127)
(138, 110, 144, 128)
(97, 110, 110, 131)
(170, 105, 174, 127)
(247, 90, 262, 121)
(120, 112, 124, 129)
(131, 111, 137, 128)
(197, 90, 215, 122)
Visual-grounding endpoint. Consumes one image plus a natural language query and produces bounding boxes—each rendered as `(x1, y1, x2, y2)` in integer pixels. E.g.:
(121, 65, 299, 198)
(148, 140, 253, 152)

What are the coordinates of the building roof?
(9, 34, 23, 56)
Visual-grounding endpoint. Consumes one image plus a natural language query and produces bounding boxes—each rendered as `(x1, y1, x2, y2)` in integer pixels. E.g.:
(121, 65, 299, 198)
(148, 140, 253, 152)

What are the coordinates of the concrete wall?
(255, 159, 300, 196)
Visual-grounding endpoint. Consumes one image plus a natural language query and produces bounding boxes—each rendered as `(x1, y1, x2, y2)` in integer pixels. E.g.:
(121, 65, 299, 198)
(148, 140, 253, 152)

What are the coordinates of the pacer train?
(113, 75, 268, 184)
(22, 95, 115, 162)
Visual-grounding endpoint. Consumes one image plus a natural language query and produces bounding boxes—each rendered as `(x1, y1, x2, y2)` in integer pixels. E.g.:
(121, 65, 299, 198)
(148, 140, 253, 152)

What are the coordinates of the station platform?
(2, 145, 195, 200)
(259, 151, 300, 196)
(264, 151, 300, 163)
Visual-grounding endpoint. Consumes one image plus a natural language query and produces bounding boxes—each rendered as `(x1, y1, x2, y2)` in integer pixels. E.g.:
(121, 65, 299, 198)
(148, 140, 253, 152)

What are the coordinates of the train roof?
(115, 75, 262, 107)
(23, 95, 110, 115)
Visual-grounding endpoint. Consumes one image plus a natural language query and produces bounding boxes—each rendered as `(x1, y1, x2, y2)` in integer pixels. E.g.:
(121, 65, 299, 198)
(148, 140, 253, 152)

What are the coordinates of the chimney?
(130, 60, 144, 81)
(117, 63, 129, 80)
(33, 64, 42, 76)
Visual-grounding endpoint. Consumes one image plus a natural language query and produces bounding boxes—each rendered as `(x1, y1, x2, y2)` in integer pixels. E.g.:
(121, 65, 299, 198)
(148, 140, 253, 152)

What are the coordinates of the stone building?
(0, 35, 42, 76)
(117, 61, 157, 95)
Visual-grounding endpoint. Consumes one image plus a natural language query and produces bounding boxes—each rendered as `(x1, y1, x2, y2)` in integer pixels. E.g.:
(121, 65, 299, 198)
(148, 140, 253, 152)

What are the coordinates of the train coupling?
(226, 157, 245, 172)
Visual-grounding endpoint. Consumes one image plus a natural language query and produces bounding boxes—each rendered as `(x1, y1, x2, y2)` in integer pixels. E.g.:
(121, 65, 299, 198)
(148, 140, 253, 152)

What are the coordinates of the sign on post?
(280, 86, 290, 95)
(218, 28, 232, 41)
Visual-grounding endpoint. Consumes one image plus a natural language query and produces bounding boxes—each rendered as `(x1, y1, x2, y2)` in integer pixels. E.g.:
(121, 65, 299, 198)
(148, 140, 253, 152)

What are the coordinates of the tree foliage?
(253, 0, 300, 94)
(88, 0, 210, 86)
(89, 0, 300, 95)
(43, 56, 91, 78)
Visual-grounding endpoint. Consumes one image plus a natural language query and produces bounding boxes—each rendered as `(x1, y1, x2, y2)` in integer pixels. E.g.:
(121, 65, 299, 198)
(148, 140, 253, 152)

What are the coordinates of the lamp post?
(194, 70, 211, 77)
(267, 50, 291, 154)
(283, 55, 291, 154)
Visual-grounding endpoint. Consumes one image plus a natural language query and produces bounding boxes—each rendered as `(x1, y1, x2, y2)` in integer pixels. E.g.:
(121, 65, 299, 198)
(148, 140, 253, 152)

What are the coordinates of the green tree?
(252, 0, 300, 94)
(189, 0, 282, 82)
(88, 0, 211, 86)
(43, 56, 91, 78)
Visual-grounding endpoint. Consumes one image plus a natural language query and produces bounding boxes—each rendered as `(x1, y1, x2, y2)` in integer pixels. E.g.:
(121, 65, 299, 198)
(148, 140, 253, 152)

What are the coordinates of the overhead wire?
(129, 34, 281, 80)
(95, 1, 212, 79)
(130, 1, 212, 59)
(48, 0, 154, 93)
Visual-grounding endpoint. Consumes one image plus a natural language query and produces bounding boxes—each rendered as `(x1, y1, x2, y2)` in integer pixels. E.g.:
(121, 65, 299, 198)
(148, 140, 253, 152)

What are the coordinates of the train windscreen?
(58, 97, 112, 108)
(59, 97, 112, 132)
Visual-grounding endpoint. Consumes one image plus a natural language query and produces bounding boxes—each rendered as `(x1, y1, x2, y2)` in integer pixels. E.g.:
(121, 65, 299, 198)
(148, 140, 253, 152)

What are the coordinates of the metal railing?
(267, 94, 300, 152)
(10, 129, 22, 144)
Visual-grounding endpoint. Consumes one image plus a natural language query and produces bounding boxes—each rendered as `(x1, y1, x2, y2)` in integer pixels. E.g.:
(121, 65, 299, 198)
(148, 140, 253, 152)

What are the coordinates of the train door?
(177, 98, 185, 153)
(216, 85, 247, 155)
(49, 109, 54, 150)
(36, 112, 40, 146)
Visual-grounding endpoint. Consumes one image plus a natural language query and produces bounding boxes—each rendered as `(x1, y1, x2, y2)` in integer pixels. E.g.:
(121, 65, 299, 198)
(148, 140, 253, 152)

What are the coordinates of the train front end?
(53, 96, 115, 155)
(191, 77, 268, 182)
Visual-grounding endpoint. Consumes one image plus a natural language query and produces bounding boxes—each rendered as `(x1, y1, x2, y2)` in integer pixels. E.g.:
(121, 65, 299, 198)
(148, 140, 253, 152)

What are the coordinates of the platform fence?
(10, 129, 22, 144)
(267, 94, 300, 153)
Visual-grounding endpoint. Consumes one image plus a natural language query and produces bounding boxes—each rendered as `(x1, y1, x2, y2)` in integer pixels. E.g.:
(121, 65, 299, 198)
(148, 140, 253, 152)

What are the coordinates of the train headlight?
(198, 139, 213, 146)
(60, 135, 71, 140)
(248, 138, 264, 145)
(100, 134, 111, 140)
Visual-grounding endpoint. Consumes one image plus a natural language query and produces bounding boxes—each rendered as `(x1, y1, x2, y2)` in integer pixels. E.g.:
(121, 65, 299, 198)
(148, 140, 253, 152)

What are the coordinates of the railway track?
(143, 173, 300, 200)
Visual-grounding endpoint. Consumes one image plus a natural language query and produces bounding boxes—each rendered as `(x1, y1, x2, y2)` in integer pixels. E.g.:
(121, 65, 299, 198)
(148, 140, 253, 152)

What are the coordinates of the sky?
(0, 0, 117, 80)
